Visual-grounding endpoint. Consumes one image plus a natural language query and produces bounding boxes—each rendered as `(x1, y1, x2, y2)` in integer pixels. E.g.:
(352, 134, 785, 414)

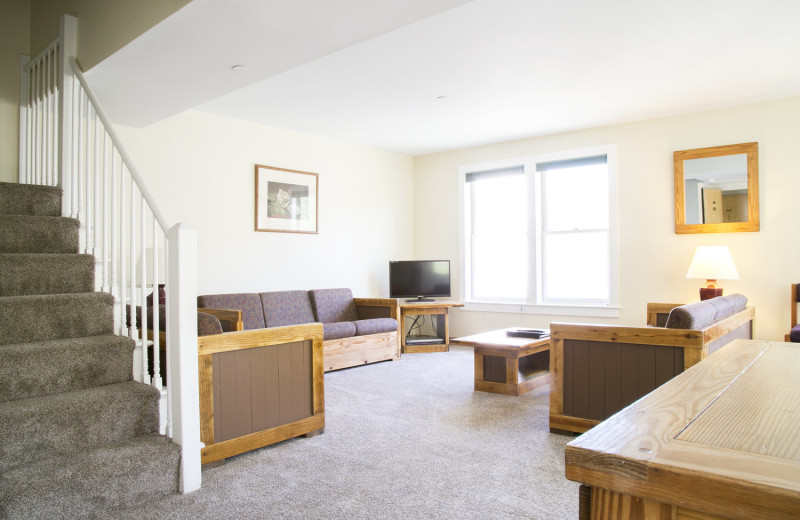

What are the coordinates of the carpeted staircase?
(0, 182, 180, 518)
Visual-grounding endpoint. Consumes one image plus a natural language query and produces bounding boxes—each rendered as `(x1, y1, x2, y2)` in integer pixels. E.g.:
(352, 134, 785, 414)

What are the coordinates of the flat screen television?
(389, 260, 451, 302)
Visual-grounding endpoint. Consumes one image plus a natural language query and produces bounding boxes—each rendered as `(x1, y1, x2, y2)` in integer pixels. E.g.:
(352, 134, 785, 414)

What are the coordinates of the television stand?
(399, 301, 464, 353)
(406, 297, 436, 302)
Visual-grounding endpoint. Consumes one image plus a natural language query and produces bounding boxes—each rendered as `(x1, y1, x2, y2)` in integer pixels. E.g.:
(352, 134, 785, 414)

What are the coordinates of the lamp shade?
(685, 246, 739, 281)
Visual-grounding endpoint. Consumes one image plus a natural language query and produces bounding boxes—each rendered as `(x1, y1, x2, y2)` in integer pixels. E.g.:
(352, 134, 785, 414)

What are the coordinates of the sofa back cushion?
(197, 293, 265, 330)
(309, 288, 358, 323)
(260, 290, 316, 327)
(666, 294, 747, 330)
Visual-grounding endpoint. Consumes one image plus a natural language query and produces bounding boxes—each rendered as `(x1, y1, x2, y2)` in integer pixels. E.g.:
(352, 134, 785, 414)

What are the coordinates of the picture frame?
(255, 164, 318, 234)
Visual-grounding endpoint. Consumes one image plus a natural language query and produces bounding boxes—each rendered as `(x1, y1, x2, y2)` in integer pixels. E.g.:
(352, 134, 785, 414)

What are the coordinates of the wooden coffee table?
(452, 328, 550, 396)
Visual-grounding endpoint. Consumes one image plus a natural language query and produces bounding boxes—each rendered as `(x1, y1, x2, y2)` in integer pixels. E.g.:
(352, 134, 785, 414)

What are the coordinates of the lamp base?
(699, 287, 723, 301)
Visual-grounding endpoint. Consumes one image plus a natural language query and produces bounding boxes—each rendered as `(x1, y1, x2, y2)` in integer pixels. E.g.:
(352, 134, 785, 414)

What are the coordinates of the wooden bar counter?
(565, 339, 800, 520)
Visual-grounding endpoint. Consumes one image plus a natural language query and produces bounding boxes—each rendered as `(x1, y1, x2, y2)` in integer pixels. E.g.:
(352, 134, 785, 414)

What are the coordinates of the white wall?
(0, 0, 30, 183)
(414, 97, 800, 341)
(116, 110, 414, 297)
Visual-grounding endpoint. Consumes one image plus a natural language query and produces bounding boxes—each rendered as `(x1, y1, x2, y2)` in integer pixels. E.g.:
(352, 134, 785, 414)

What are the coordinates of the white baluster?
(81, 91, 89, 253)
(101, 130, 110, 292)
(23, 58, 32, 183)
(52, 46, 59, 187)
(93, 110, 100, 260)
(76, 90, 85, 252)
(140, 195, 150, 385)
(69, 68, 79, 218)
(119, 162, 128, 337)
(43, 53, 49, 185)
(33, 62, 40, 184)
(130, 181, 140, 382)
(48, 48, 55, 185)
(110, 149, 119, 332)
(152, 226, 162, 391)
(85, 104, 94, 254)
(164, 242, 172, 437)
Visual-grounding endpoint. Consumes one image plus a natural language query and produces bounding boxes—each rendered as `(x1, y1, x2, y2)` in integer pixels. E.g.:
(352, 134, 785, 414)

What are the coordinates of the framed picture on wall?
(255, 164, 318, 234)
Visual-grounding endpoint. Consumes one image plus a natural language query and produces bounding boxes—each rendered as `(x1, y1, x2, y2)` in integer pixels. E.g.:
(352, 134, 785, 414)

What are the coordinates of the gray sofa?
(549, 294, 755, 434)
(198, 288, 401, 371)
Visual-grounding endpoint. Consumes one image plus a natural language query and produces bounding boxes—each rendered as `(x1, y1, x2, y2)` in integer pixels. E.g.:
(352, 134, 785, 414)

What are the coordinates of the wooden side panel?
(563, 341, 684, 422)
(572, 340, 590, 419)
(483, 355, 506, 383)
(706, 321, 752, 357)
(261, 346, 280, 430)
(588, 344, 605, 421)
(249, 347, 267, 432)
(213, 341, 313, 443)
(563, 340, 574, 418)
(619, 344, 639, 414)
(603, 343, 621, 418)
(637, 345, 657, 397)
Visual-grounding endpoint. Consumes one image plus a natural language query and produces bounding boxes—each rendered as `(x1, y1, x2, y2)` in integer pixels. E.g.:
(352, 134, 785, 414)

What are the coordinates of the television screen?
(389, 260, 451, 300)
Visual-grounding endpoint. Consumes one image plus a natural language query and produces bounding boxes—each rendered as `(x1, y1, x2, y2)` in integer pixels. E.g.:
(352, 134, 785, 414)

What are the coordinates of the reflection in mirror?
(684, 154, 748, 224)
(674, 142, 759, 234)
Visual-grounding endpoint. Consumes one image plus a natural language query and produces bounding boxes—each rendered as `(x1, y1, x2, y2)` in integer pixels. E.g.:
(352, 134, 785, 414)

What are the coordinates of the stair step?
(0, 253, 95, 296)
(0, 292, 113, 345)
(0, 380, 161, 472)
(0, 215, 79, 253)
(0, 434, 179, 519)
(0, 181, 61, 217)
(0, 335, 135, 402)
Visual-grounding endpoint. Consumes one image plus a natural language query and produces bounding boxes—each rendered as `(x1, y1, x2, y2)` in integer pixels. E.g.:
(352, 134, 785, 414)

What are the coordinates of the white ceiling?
(86, 0, 800, 157)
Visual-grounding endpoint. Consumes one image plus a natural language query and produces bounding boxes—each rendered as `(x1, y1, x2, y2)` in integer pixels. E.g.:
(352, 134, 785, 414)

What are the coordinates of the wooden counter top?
(565, 339, 800, 520)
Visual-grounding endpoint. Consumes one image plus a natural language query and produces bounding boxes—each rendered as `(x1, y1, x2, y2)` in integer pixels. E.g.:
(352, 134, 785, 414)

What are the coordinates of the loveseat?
(549, 294, 754, 434)
(198, 288, 400, 371)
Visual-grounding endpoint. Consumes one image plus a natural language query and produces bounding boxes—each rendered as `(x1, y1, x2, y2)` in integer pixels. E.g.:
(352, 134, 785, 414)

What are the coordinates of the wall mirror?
(674, 142, 759, 234)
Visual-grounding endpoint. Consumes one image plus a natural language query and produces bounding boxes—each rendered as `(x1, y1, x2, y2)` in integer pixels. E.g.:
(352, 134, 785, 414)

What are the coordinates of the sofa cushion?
(791, 324, 800, 343)
(260, 290, 315, 327)
(666, 294, 747, 330)
(198, 312, 224, 336)
(197, 293, 265, 330)
(323, 321, 357, 341)
(309, 288, 358, 323)
(353, 318, 398, 336)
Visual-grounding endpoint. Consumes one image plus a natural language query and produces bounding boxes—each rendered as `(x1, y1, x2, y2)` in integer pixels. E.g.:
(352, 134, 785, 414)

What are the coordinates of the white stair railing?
(17, 14, 201, 493)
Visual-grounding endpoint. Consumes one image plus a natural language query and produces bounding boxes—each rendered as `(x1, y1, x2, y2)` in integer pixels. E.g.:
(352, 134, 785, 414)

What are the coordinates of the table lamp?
(685, 246, 739, 301)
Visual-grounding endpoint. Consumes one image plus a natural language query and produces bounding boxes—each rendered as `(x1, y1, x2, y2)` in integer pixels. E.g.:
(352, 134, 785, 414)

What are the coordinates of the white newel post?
(59, 14, 77, 216)
(167, 223, 202, 493)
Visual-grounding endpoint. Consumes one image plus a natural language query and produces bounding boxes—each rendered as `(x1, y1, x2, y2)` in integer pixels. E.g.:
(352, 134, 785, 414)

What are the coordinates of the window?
(460, 146, 617, 315)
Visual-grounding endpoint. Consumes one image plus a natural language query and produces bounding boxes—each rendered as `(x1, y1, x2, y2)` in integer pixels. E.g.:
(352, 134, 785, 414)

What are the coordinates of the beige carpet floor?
(116, 346, 579, 519)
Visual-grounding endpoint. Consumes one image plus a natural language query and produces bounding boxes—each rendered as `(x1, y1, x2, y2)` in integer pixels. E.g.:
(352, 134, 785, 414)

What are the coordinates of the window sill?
(460, 301, 620, 318)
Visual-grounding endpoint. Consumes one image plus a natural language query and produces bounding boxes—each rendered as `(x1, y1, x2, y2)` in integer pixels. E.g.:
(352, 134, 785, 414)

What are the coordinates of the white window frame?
(458, 145, 619, 318)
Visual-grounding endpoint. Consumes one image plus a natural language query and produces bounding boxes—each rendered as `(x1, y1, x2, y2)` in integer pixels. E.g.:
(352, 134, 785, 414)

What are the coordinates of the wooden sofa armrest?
(353, 298, 400, 320)
(197, 307, 244, 332)
(645, 302, 684, 327)
(197, 322, 322, 355)
(550, 322, 705, 349)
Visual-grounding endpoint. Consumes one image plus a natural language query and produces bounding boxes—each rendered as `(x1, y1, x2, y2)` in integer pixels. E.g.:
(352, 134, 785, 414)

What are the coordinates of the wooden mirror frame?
(674, 142, 759, 234)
